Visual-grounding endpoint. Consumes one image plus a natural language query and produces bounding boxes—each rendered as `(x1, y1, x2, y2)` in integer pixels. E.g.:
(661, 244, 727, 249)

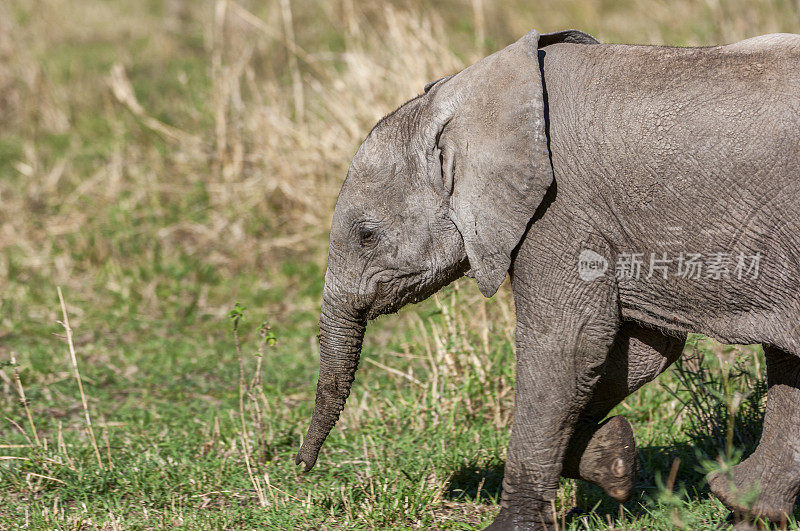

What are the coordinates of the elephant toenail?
(612, 457, 626, 477)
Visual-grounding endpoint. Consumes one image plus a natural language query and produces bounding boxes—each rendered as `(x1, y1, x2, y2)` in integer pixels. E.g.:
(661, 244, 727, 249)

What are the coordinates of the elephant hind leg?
(562, 322, 685, 502)
(709, 345, 800, 524)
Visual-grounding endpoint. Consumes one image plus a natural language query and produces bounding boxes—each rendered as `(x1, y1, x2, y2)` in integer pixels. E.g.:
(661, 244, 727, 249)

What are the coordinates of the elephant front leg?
(488, 300, 620, 530)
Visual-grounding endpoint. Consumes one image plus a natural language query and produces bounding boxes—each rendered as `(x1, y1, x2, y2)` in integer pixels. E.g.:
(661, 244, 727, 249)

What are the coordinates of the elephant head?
(295, 30, 557, 472)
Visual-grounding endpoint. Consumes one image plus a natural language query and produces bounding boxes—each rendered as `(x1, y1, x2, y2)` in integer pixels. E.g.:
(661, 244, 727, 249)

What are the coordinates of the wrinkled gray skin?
(296, 29, 800, 529)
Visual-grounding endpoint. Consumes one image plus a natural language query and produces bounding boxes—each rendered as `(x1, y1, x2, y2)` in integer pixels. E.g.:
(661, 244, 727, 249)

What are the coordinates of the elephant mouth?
(364, 262, 469, 320)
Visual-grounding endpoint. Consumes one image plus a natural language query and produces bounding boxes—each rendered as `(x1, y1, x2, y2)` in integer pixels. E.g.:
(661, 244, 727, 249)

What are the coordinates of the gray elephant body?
(540, 36, 800, 348)
(297, 31, 800, 529)
(503, 35, 800, 527)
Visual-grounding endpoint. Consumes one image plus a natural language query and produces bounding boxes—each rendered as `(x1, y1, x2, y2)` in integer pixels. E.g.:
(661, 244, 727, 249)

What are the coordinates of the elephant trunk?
(295, 291, 366, 472)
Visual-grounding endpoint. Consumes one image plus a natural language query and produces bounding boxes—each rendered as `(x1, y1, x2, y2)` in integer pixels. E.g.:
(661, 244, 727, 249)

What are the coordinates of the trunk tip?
(295, 447, 318, 473)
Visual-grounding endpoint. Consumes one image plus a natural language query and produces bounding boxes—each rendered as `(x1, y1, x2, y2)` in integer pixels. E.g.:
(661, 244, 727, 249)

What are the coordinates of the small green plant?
(228, 301, 246, 329)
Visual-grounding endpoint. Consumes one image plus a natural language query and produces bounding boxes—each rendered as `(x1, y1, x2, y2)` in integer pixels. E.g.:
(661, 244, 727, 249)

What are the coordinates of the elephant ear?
(430, 30, 553, 297)
(539, 29, 600, 46)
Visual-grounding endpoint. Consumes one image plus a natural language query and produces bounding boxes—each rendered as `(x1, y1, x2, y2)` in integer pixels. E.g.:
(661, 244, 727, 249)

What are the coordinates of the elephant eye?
(357, 225, 378, 248)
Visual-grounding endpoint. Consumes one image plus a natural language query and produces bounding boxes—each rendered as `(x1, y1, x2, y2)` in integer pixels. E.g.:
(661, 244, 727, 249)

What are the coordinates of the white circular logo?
(578, 249, 608, 281)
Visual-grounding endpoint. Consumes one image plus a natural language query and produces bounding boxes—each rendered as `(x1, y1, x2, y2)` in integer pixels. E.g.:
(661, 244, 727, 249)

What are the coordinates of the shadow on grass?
(575, 439, 721, 520)
(441, 441, 718, 518)
(441, 434, 800, 526)
(444, 458, 505, 504)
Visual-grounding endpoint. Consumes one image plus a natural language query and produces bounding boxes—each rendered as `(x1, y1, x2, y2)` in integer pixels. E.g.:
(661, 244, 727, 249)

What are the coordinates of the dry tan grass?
(1, 1, 469, 322)
(2, 0, 798, 323)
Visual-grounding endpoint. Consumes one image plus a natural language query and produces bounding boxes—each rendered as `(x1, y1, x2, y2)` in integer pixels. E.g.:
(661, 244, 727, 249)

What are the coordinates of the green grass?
(3, 286, 797, 529)
(2, 0, 800, 528)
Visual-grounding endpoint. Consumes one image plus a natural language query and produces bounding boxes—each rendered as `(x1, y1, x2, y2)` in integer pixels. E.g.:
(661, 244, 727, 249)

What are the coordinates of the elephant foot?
(563, 415, 638, 502)
(485, 505, 555, 531)
(708, 459, 796, 524)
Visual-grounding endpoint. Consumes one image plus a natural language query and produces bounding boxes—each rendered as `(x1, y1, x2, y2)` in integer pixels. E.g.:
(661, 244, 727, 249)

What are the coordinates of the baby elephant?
(296, 29, 800, 529)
